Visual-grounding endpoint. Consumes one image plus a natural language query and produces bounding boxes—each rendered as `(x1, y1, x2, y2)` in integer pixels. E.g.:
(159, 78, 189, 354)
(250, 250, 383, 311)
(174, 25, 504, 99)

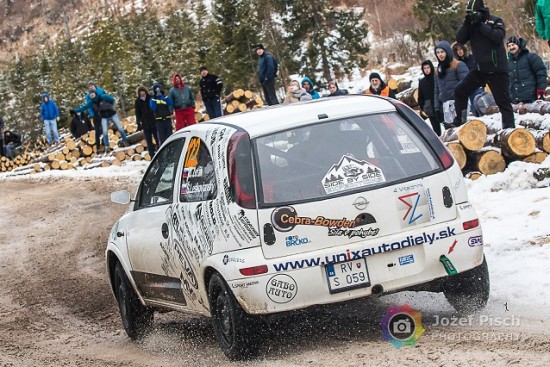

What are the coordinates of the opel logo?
(353, 197, 369, 210)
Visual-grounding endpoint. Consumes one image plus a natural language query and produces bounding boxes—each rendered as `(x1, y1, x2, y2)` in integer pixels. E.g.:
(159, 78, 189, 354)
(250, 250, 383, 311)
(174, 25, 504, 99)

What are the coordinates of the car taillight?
(239, 265, 268, 276)
(439, 149, 455, 170)
(463, 219, 479, 230)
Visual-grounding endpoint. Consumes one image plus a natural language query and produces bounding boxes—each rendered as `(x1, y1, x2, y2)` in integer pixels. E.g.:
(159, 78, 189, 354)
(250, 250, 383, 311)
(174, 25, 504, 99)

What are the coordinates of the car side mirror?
(111, 190, 131, 204)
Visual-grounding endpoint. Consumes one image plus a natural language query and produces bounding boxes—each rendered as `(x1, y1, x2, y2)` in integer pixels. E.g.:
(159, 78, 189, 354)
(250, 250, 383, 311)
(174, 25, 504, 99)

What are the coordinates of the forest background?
(0, 0, 543, 142)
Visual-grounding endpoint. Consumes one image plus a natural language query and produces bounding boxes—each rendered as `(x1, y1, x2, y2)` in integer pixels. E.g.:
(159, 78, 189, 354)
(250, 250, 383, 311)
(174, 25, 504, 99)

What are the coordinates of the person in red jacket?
(168, 74, 196, 131)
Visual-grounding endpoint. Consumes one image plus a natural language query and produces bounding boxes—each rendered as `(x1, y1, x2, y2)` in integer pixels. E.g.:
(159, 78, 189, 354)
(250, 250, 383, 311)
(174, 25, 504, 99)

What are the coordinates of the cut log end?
(445, 142, 466, 169)
(456, 119, 488, 151)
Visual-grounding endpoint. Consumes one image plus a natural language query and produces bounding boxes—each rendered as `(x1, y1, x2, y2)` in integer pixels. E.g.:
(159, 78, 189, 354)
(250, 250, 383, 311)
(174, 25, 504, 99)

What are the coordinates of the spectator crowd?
(1, 0, 549, 159)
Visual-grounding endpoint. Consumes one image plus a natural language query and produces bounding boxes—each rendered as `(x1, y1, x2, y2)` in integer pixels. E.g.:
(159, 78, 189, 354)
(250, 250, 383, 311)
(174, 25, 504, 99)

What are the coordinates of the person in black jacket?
(418, 60, 440, 136)
(4, 130, 21, 159)
(135, 85, 158, 156)
(69, 110, 93, 139)
(453, 0, 515, 129)
(327, 81, 348, 97)
(199, 66, 223, 119)
(507, 36, 548, 104)
(0, 115, 4, 156)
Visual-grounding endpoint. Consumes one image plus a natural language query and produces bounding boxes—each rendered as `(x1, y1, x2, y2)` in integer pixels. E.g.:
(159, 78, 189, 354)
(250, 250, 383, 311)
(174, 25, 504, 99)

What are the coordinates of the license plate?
(325, 257, 371, 293)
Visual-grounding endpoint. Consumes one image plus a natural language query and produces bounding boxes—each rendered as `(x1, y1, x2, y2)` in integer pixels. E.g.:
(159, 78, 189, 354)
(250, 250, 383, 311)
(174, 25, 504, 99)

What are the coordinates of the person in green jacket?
(536, 0, 550, 47)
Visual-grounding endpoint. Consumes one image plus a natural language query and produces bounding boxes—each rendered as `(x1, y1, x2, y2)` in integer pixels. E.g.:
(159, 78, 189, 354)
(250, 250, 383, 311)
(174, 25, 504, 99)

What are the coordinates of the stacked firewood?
(442, 119, 550, 180)
(1, 117, 152, 175)
(194, 89, 263, 122)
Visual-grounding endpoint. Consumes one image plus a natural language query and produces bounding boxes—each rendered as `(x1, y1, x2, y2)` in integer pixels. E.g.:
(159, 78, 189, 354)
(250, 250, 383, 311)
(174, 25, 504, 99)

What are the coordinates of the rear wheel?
(208, 273, 259, 360)
(443, 256, 490, 314)
(114, 262, 154, 339)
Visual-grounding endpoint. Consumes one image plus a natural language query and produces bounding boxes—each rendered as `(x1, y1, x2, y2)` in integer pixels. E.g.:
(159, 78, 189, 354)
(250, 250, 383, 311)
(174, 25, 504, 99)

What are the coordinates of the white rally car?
(106, 95, 489, 359)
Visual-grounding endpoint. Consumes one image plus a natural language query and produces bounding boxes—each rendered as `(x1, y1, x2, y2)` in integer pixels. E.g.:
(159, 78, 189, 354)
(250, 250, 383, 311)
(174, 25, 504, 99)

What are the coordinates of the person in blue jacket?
(74, 88, 128, 153)
(85, 82, 105, 151)
(39, 92, 60, 146)
(255, 44, 280, 106)
(301, 77, 320, 99)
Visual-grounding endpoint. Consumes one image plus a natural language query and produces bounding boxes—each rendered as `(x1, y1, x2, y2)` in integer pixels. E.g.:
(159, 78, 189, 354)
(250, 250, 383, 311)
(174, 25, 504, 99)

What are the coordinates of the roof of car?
(178, 95, 396, 138)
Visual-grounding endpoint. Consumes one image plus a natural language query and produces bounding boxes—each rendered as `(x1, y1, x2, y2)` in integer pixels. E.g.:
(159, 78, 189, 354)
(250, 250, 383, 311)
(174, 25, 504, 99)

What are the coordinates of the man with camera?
(451, 0, 515, 129)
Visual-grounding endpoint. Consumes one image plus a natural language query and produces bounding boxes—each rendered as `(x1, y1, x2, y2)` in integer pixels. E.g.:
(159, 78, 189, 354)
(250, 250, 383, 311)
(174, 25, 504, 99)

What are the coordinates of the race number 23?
(185, 137, 201, 168)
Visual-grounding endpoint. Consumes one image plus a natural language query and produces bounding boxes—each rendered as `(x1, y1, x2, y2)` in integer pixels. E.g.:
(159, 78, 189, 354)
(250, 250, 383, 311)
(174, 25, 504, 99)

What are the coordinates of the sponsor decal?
(468, 235, 483, 247)
(271, 206, 374, 233)
(447, 239, 458, 254)
(328, 227, 379, 239)
(273, 227, 456, 272)
(266, 274, 297, 304)
(285, 235, 310, 247)
(223, 254, 245, 265)
(231, 280, 260, 289)
(185, 183, 215, 194)
(184, 136, 201, 168)
(182, 166, 203, 179)
(353, 196, 370, 210)
(322, 155, 386, 194)
(459, 203, 472, 210)
(398, 254, 415, 266)
(180, 183, 189, 195)
(397, 188, 431, 227)
(381, 304, 425, 348)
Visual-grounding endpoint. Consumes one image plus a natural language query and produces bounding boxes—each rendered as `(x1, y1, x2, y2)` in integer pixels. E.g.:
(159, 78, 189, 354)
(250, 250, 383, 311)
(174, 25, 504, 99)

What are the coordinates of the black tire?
(208, 273, 259, 360)
(114, 262, 154, 339)
(443, 256, 490, 314)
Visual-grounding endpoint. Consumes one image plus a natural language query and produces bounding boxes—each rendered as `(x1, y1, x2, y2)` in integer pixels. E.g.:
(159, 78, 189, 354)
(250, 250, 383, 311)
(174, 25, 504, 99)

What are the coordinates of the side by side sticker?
(322, 155, 386, 194)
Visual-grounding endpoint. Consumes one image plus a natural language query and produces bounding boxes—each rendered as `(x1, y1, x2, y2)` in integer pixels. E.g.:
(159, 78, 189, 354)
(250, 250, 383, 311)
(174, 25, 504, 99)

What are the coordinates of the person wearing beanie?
(536, 0, 550, 48)
(150, 82, 174, 146)
(417, 60, 441, 136)
(134, 85, 158, 156)
(255, 44, 280, 105)
(434, 40, 469, 128)
(39, 92, 61, 146)
(453, 0, 515, 129)
(168, 73, 196, 131)
(199, 66, 224, 119)
(507, 36, 548, 104)
(364, 72, 396, 98)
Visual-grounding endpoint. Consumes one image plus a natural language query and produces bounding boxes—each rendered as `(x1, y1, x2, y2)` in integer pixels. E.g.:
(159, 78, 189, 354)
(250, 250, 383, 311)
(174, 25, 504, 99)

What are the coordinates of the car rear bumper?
(207, 205, 483, 315)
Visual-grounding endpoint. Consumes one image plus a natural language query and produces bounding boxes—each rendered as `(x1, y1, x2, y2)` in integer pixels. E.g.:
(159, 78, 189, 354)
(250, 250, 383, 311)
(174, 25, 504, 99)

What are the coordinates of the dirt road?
(1, 178, 549, 366)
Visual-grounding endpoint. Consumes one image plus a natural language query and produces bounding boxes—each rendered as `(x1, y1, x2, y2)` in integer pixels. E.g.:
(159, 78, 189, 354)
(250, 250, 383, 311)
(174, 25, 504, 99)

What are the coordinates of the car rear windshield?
(254, 112, 440, 206)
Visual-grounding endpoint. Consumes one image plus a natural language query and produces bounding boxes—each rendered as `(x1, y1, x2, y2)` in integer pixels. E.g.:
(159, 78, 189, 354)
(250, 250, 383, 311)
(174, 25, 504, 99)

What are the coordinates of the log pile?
(1, 117, 152, 176)
(195, 89, 264, 122)
(442, 119, 550, 178)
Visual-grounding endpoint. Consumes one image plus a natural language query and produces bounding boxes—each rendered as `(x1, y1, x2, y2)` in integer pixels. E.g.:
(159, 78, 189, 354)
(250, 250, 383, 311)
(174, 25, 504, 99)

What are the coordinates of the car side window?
(137, 139, 185, 209)
(180, 137, 217, 202)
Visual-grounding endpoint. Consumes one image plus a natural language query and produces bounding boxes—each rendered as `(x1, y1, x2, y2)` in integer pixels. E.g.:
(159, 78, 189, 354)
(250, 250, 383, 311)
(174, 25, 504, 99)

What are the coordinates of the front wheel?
(208, 273, 259, 360)
(114, 262, 154, 339)
(443, 256, 490, 314)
